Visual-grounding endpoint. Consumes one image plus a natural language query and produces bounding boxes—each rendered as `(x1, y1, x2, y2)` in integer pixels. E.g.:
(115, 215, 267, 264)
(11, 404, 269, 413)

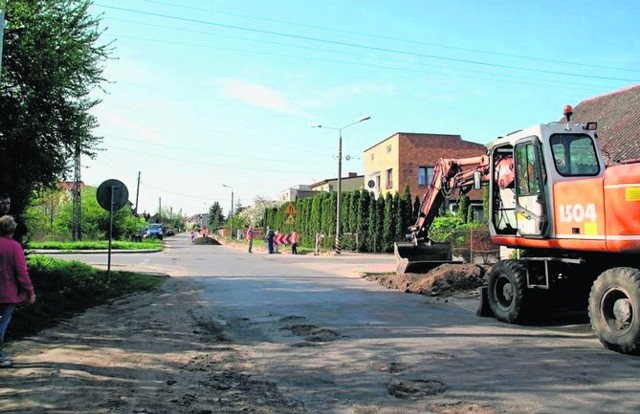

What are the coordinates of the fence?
(448, 227, 500, 264)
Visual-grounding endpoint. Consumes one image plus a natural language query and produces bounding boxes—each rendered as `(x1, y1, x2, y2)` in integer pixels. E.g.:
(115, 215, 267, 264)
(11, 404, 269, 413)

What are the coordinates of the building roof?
(59, 181, 85, 191)
(364, 132, 481, 153)
(310, 173, 363, 188)
(570, 84, 640, 165)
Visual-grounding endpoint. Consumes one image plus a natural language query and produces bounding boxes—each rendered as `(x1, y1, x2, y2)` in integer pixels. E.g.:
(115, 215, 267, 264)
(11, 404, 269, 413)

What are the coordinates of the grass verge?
(27, 239, 163, 250)
(7, 255, 167, 340)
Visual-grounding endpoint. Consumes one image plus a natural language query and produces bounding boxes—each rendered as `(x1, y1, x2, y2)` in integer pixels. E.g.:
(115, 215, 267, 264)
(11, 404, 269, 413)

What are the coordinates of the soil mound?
(192, 236, 222, 245)
(364, 263, 490, 297)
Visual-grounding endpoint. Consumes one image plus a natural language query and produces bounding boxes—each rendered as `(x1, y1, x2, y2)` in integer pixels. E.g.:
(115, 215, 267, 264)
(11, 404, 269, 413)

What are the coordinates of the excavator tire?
(589, 267, 640, 355)
(487, 260, 530, 324)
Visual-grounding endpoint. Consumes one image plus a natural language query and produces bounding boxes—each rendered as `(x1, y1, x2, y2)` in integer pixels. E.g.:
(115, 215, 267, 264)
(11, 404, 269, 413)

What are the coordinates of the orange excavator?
(394, 105, 640, 354)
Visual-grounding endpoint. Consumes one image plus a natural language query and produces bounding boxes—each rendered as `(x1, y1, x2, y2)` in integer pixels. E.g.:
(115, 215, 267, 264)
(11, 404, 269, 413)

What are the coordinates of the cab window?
(550, 134, 599, 176)
(515, 143, 541, 195)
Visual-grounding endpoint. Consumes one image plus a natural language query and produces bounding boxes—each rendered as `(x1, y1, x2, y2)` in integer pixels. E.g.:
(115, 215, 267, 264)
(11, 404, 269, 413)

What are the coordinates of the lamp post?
(311, 115, 371, 254)
(222, 184, 234, 239)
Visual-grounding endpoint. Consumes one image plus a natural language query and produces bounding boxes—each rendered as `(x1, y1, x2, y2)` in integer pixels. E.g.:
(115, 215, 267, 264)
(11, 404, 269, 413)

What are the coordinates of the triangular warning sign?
(285, 202, 297, 215)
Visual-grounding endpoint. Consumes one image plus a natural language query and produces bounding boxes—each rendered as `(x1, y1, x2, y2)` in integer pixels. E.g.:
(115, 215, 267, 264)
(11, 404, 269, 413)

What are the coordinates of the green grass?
(7, 255, 167, 340)
(27, 239, 163, 250)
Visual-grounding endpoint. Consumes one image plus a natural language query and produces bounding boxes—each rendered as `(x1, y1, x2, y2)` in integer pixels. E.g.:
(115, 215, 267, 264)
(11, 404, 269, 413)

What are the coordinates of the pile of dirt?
(364, 263, 491, 297)
(192, 236, 222, 245)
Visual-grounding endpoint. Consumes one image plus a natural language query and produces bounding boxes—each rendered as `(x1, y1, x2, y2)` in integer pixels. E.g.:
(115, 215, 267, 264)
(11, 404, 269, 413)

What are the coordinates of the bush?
(7, 256, 166, 340)
(428, 214, 464, 243)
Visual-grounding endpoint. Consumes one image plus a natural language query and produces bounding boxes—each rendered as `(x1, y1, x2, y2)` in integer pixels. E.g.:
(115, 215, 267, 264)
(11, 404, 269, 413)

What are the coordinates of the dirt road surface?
(2, 236, 640, 413)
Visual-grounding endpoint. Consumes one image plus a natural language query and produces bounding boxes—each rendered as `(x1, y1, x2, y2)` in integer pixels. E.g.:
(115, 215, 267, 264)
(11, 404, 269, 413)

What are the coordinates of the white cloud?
(214, 79, 308, 116)
(92, 105, 165, 144)
(305, 83, 395, 108)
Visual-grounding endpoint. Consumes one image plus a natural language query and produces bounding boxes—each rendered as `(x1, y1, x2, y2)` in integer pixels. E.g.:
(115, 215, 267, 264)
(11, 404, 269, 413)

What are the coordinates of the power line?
(93, 3, 640, 83)
(100, 132, 337, 167)
(97, 102, 332, 157)
(102, 18, 617, 91)
(138, 0, 640, 74)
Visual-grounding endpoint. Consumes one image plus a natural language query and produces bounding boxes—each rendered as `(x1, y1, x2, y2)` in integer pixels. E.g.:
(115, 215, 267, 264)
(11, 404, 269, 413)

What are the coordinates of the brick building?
(363, 132, 487, 202)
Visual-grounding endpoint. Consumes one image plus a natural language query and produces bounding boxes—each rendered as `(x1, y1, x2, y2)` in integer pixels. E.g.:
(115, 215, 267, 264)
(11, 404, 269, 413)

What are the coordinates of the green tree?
(0, 1, 112, 217)
(397, 186, 413, 241)
(482, 185, 490, 224)
(456, 194, 470, 224)
(310, 194, 323, 237)
(374, 196, 385, 252)
(207, 202, 224, 229)
(382, 193, 396, 252)
(322, 193, 335, 237)
(23, 188, 69, 240)
(238, 196, 280, 226)
(355, 190, 370, 252)
(49, 186, 142, 240)
(413, 196, 421, 226)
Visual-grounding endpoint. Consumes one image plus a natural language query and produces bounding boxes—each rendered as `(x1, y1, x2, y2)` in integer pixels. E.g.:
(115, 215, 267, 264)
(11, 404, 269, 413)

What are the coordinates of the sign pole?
(96, 179, 130, 281)
(108, 186, 115, 279)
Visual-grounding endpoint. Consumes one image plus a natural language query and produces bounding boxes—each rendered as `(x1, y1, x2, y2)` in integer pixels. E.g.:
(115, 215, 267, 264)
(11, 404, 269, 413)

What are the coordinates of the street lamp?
(222, 184, 234, 239)
(311, 115, 371, 254)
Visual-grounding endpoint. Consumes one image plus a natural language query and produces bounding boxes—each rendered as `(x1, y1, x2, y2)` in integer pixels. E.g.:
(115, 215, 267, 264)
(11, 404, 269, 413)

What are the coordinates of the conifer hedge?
(262, 186, 485, 254)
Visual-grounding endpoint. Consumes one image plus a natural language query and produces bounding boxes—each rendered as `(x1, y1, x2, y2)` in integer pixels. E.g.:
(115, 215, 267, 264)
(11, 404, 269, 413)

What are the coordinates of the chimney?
(348, 172, 358, 178)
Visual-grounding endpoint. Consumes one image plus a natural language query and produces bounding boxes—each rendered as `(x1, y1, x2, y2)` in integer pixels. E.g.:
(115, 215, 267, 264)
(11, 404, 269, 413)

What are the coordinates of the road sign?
(96, 179, 130, 279)
(285, 214, 295, 225)
(285, 202, 297, 215)
(274, 233, 291, 245)
(96, 179, 129, 211)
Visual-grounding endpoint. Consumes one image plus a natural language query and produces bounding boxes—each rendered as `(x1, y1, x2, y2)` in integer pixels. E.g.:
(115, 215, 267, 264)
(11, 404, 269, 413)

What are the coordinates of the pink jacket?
(0, 236, 34, 303)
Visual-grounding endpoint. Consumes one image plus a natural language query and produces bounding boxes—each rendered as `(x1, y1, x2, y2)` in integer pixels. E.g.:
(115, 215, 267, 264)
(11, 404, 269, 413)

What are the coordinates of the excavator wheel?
(589, 267, 640, 354)
(487, 260, 530, 324)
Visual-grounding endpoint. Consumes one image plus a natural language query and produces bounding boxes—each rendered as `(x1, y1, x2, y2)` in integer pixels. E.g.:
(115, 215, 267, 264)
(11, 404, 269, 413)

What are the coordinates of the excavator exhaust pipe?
(394, 241, 459, 274)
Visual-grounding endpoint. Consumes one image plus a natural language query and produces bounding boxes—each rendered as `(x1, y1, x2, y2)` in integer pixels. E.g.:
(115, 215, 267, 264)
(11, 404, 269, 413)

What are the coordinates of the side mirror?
(473, 171, 482, 190)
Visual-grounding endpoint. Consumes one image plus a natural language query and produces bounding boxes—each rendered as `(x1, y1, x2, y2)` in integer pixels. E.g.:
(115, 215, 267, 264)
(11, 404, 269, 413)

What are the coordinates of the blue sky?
(86, 0, 640, 217)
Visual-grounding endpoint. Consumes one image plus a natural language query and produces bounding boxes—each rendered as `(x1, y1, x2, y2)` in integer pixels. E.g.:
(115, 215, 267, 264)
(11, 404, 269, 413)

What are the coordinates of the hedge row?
(263, 187, 427, 253)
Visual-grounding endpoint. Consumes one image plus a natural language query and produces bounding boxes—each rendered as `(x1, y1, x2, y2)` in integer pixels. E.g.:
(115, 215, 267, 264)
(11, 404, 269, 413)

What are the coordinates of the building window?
(386, 168, 393, 189)
(418, 166, 434, 186)
(387, 145, 392, 153)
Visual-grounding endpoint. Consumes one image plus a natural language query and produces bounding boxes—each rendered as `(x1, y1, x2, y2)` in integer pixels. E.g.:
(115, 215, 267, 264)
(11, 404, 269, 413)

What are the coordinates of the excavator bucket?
(394, 241, 458, 274)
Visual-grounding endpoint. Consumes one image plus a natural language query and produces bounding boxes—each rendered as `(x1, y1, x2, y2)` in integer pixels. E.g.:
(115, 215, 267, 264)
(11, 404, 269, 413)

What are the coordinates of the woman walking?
(0, 215, 36, 368)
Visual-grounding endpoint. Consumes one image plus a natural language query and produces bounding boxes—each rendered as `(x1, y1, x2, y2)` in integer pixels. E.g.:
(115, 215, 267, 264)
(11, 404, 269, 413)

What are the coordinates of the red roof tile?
(569, 84, 640, 165)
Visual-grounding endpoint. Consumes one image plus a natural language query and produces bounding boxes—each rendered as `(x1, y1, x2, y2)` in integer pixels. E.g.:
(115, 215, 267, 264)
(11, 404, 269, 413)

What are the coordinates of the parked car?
(144, 223, 164, 240)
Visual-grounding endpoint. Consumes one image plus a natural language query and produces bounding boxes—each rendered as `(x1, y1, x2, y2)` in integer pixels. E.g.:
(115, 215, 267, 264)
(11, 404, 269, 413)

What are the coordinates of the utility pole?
(135, 171, 141, 214)
(158, 197, 162, 222)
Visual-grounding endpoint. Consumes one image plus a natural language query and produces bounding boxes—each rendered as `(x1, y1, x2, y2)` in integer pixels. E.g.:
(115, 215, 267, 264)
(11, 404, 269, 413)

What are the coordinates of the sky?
(84, 0, 640, 218)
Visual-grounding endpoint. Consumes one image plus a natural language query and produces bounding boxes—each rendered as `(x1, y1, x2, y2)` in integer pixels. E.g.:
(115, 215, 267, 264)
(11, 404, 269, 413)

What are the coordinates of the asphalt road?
(44, 234, 640, 413)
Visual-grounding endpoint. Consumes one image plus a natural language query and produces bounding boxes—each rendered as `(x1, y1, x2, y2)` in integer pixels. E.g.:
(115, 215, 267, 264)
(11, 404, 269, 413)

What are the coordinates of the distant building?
(185, 213, 208, 229)
(310, 172, 364, 193)
(279, 184, 317, 202)
(58, 181, 85, 192)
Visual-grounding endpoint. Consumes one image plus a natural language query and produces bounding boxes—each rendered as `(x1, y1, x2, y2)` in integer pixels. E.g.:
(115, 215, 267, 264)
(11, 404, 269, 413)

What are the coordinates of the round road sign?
(96, 179, 129, 211)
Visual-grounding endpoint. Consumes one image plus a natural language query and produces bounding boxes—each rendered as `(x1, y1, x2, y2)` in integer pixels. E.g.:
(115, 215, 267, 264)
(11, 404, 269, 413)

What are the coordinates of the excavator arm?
(410, 155, 491, 242)
(395, 154, 497, 274)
